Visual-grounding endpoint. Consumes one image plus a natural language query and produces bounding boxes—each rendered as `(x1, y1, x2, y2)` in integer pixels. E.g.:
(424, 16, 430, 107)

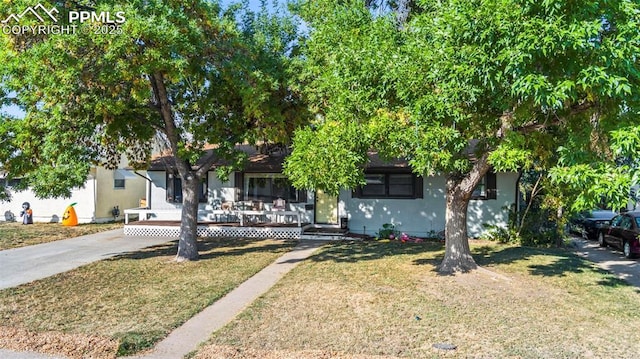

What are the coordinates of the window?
(241, 173, 305, 203)
(619, 215, 632, 230)
(471, 171, 497, 200)
(0, 178, 23, 188)
(354, 172, 423, 199)
(166, 172, 208, 203)
(611, 215, 624, 227)
(472, 177, 486, 198)
(114, 169, 138, 190)
(361, 174, 386, 197)
(114, 179, 125, 189)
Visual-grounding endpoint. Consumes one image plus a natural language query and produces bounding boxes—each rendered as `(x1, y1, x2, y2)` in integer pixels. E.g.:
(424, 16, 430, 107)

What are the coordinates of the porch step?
(302, 227, 348, 235)
(300, 234, 352, 241)
(301, 228, 359, 241)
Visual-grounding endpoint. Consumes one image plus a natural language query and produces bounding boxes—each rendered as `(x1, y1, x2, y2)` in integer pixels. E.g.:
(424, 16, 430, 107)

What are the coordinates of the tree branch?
(150, 72, 190, 176)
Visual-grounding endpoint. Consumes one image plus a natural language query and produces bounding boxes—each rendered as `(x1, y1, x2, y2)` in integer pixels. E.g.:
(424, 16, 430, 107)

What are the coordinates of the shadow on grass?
(108, 237, 294, 262)
(307, 240, 639, 292)
(307, 240, 444, 264)
(473, 245, 635, 290)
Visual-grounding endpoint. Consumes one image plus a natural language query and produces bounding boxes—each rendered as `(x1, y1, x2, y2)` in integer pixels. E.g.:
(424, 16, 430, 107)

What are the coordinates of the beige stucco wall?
(94, 168, 147, 222)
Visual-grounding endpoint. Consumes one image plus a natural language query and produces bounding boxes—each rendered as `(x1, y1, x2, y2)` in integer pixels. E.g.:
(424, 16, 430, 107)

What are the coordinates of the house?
(1, 166, 147, 224)
(133, 145, 518, 238)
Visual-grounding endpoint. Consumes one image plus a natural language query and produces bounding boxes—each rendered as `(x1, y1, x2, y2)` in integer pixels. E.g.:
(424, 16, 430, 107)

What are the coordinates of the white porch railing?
(123, 224, 304, 239)
(124, 207, 302, 227)
(123, 208, 181, 224)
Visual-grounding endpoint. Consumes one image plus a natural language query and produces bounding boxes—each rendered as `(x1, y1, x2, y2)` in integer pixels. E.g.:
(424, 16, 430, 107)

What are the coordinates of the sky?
(0, 0, 287, 120)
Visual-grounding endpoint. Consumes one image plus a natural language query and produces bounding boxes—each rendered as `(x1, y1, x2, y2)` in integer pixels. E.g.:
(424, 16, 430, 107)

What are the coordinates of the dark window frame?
(236, 172, 307, 203)
(0, 178, 23, 188)
(113, 179, 126, 189)
(166, 172, 208, 204)
(471, 170, 497, 200)
(353, 170, 423, 199)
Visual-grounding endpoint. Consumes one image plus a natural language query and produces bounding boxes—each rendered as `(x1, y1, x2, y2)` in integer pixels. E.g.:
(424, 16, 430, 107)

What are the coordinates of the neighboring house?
(143, 145, 519, 238)
(1, 167, 147, 224)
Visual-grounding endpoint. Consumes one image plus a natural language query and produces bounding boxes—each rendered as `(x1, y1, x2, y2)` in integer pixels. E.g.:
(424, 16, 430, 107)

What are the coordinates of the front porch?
(124, 220, 309, 239)
(123, 220, 354, 240)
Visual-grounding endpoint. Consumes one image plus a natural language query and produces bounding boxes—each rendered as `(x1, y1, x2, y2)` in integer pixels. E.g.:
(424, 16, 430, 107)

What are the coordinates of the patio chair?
(273, 198, 286, 211)
(221, 201, 234, 211)
(252, 201, 264, 211)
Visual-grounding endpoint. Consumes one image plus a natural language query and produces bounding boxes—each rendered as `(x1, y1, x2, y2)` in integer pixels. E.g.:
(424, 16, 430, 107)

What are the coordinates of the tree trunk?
(437, 177, 478, 274)
(555, 205, 564, 248)
(176, 174, 200, 262)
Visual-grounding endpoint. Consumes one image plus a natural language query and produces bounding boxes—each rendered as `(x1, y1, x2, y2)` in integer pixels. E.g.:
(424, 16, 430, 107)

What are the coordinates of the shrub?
(376, 223, 399, 240)
(480, 224, 518, 243)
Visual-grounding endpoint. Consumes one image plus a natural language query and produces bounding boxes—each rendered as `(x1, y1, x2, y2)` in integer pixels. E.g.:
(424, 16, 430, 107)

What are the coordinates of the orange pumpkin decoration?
(62, 202, 78, 226)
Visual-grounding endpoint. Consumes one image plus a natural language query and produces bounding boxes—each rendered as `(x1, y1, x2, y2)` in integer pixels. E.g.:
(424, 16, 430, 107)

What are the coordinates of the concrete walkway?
(0, 229, 171, 290)
(0, 231, 326, 359)
(572, 236, 640, 288)
(126, 240, 326, 359)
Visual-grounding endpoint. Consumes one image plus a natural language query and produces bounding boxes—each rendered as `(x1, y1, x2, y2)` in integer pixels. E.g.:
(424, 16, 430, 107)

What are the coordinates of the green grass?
(198, 240, 640, 359)
(0, 237, 295, 357)
(0, 221, 123, 250)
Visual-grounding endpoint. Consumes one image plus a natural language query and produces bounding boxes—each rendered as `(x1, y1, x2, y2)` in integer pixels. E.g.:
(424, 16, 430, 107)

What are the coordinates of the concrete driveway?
(0, 232, 324, 359)
(0, 229, 173, 290)
(572, 236, 640, 288)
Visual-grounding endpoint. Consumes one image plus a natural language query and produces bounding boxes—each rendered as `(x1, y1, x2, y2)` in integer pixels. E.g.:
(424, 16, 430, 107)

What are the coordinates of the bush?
(376, 223, 399, 240)
(480, 224, 518, 243)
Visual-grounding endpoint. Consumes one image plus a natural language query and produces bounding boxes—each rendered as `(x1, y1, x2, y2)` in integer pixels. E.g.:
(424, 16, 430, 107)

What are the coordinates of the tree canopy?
(0, 0, 305, 260)
(285, 0, 640, 273)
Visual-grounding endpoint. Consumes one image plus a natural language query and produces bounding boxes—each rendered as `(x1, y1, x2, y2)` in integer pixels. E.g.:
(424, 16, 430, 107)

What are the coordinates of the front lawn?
(0, 237, 295, 358)
(0, 222, 123, 250)
(199, 240, 640, 358)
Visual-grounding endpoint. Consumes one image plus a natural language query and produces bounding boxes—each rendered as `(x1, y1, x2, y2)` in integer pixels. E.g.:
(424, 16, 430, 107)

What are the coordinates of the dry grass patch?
(203, 240, 640, 359)
(193, 344, 401, 359)
(0, 326, 119, 359)
(0, 221, 123, 250)
(0, 237, 295, 358)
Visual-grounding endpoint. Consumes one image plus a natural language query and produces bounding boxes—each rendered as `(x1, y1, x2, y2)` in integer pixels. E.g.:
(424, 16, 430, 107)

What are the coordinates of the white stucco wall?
(341, 172, 519, 238)
(1, 172, 97, 224)
(466, 172, 519, 237)
(144, 170, 518, 235)
(1, 167, 149, 224)
(146, 171, 238, 221)
(147, 171, 314, 222)
(340, 176, 446, 237)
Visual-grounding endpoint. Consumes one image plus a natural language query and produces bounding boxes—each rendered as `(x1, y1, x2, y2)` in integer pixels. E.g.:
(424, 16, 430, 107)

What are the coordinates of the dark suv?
(598, 212, 640, 259)
(571, 210, 617, 239)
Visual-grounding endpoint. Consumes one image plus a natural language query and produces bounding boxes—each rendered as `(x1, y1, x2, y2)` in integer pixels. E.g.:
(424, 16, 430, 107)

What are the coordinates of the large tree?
(285, 0, 640, 273)
(0, 0, 305, 261)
